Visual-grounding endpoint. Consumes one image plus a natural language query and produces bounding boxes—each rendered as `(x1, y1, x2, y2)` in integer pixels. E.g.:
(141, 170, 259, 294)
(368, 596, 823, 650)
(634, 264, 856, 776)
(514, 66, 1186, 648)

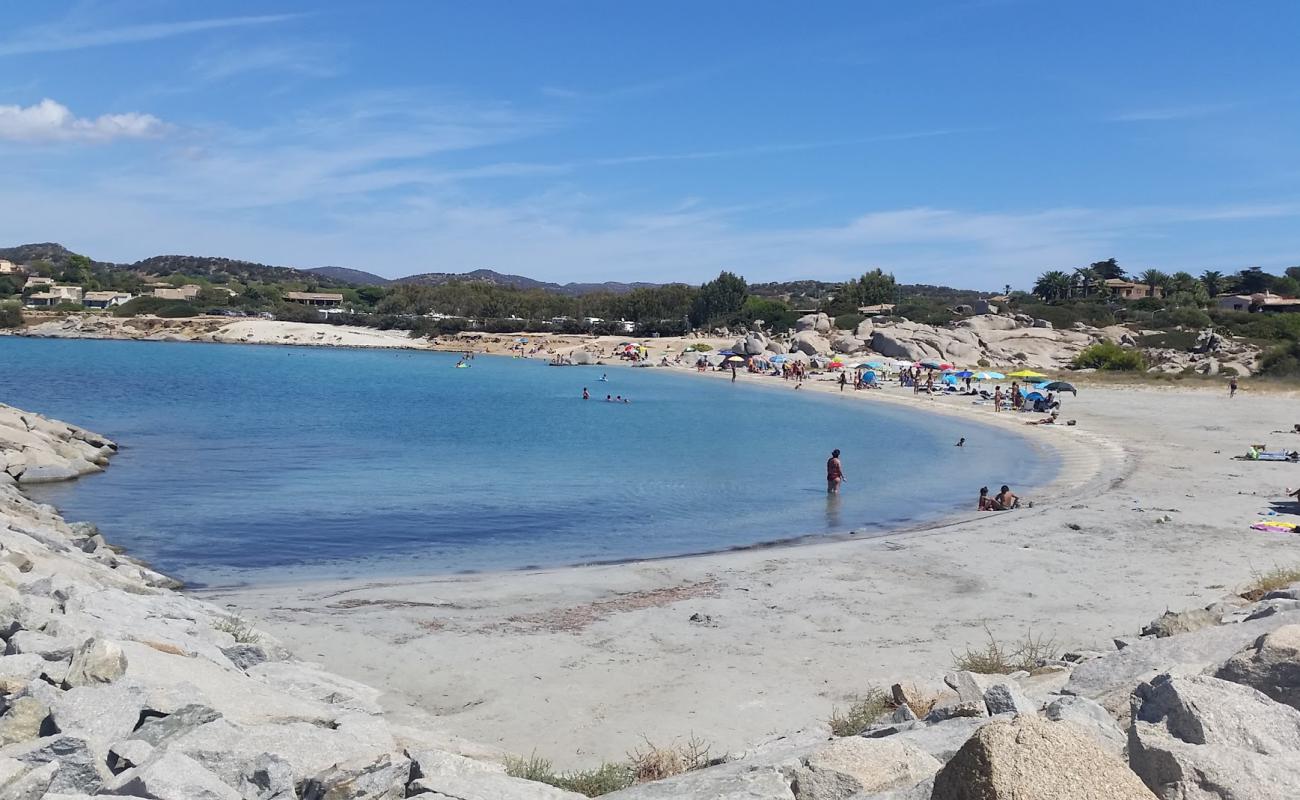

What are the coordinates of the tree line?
(1031, 259, 1300, 304)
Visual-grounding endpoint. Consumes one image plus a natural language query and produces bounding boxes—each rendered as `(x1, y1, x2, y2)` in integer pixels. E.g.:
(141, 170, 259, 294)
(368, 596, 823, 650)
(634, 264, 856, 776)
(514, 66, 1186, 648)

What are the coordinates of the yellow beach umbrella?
(1007, 369, 1046, 379)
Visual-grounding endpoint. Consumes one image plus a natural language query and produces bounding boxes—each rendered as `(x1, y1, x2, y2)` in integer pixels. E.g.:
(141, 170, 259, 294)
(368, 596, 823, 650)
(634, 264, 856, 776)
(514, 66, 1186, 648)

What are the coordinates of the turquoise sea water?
(1, 337, 1052, 586)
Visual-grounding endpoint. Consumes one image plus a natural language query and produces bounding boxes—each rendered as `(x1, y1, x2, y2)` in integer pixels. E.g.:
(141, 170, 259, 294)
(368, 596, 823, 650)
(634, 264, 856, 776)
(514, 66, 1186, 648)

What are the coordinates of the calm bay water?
(1, 337, 1051, 586)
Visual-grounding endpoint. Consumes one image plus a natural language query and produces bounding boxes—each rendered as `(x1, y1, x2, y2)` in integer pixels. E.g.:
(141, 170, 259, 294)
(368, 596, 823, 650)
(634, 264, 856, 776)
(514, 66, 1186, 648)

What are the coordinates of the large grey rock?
(1128, 674, 1300, 799)
(600, 764, 794, 799)
(765, 340, 788, 355)
(2, 735, 108, 794)
(0, 760, 58, 800)
(867, 331, 928, 362)
(149, 717, 399, 787)
(830, 335, 866, 355)
(237, 753, 296, 800)
(127, 704, 222, 746)
(246, 660, 383, 714)
(410, 768, 592, 799)
(48, 684, 145, 757)
(0, 696, 49, 746)
(931, 716, 1156, 800)
(982, 681, 1036, 715)
(1065, 611, 1300, 711)
(64, 637, 126, 687)
(1142, 608, 1219, 638)
(6, 630, 77, 661)
(1215, 624, 1300, 710)
(300, 752, 410, 800)
(0, 653, 49, 693)
(873, 716, 990, 762)
(795, 313, 832, 334)
(109, 750, 243, 800)
(791, 331, 831, 356)
(792, 737, 940, 799)
(1044, 695, 1126, 754)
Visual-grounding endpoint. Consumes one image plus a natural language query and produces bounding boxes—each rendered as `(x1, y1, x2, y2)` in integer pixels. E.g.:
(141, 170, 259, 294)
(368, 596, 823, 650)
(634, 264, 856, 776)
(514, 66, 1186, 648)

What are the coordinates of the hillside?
(396, 268, 656, 295)
(308, 266, 392, 285)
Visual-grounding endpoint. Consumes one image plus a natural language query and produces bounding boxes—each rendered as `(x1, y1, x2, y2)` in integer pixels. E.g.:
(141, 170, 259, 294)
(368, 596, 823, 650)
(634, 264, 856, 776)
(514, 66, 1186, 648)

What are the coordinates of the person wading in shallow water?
(826, 449, 845, 494)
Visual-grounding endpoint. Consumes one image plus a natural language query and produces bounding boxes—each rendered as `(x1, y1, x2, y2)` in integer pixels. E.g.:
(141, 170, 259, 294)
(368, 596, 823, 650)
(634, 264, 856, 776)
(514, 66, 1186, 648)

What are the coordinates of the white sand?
(204, 367, 1300, 769)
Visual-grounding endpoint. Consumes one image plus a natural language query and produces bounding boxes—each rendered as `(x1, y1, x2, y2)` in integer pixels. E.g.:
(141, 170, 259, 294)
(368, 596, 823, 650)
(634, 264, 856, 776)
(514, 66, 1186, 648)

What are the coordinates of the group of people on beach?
(978, 485, 1021, 511)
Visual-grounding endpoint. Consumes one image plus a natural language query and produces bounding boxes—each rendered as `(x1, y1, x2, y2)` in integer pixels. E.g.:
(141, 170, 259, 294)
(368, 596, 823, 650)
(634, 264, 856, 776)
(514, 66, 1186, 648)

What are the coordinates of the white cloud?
(1111, 103, 1236, 122)
(0, 14, 300, 57)
(0, 99, 165, 143)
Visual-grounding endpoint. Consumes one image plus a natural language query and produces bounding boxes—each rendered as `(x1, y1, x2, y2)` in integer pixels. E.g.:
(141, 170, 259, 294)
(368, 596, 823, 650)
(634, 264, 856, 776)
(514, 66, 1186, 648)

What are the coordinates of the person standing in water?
(582, 387, 589, 400)
(826, 449, 844, 494)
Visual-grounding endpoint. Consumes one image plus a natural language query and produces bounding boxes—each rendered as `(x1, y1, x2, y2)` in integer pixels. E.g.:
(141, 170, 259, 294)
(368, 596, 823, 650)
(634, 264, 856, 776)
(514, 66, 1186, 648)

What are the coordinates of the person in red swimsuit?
(826, 449, 844, 494)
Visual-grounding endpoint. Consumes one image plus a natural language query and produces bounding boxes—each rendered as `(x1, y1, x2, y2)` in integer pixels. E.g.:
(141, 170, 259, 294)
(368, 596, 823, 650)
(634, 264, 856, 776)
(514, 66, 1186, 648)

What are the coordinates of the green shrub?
(113, 296, 200, 318)
(0, 301, 22, 329)
(828, 688, 890, 737)
(1072, 341, 1146, 371)
(686, 343, 712, 351)
(274, 303, 323, 323)
(1158, 306, 1212, 329)
(503, 753, 634, 797)
(1259, 341, 1300, 377)
(834, 313, 864, 331)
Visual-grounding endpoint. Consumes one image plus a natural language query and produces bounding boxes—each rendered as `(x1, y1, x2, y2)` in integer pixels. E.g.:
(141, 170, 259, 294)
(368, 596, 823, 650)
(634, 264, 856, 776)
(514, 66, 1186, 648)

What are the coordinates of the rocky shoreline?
(4, 404, 1300, 798)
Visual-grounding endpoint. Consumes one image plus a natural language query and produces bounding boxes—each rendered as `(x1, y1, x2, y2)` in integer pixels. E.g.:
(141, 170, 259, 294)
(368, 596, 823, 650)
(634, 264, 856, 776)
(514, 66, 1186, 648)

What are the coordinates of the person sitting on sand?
(1026, 411, 1060, 425)
(996, 485, 1020, 509)
(978, 486, 1002, 510)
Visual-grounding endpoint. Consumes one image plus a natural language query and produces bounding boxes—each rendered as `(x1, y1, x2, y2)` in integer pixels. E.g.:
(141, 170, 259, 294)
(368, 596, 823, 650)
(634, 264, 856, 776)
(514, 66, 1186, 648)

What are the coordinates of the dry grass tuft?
(828, 688, 890, 737)
(213, 614, 261, 644)
(952, 625, 1058, 674)
(1240, 564, 1300, 602)
(627, 735, 712, 783)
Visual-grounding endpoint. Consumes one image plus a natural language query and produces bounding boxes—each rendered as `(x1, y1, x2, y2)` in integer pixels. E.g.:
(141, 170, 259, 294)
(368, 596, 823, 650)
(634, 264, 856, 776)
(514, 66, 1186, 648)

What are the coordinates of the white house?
(83, 291, 134, 309)
(24, 276, 53, 291)
(152, 284, 202, 301)
(0, 260, 23, 275)
(26, 285, 83, 307)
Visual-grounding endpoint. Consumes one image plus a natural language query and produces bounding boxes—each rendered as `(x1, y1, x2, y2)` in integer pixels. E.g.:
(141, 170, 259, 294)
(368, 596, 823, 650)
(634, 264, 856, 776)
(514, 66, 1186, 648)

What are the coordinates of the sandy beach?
(201, 361, 1300, 769)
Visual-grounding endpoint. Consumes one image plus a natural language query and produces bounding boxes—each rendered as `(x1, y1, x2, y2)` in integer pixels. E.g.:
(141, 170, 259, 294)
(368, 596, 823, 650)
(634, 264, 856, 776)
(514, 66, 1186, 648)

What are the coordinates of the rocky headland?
(4, 401, 1300, 797)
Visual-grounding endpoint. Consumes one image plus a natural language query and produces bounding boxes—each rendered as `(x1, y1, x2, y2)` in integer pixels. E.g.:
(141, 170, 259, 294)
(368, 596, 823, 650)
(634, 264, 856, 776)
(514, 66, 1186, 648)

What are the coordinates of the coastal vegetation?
(952, 626, 1060, 674)
(0, 300, 22, 328)
(1072, 341, 1148, 371)
(1241, 564, 1300, 601)
(828, 688, 891, 736)
(503, 736, 713, 796)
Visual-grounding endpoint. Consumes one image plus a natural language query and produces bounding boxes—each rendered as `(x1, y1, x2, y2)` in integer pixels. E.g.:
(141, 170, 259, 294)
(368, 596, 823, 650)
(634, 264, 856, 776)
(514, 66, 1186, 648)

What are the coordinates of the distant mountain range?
(0, 243, 661, 295)
(0, 242, 986, 300)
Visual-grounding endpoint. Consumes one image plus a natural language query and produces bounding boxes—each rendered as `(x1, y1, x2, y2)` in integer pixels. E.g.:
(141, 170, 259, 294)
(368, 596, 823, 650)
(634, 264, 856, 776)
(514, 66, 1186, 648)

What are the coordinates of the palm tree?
(1137, 268, 1171, 296)
(1169, 271, 1198, 294)
(1033, 270, 1072, 301)
(1200, 270, 1225, 297)
(1072, 266, 1098, 298)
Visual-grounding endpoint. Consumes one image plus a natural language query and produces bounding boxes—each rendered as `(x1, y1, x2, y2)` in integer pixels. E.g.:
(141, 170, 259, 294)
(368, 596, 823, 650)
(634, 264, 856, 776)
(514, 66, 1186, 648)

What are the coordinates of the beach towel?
(1251, 520, 1298, 532)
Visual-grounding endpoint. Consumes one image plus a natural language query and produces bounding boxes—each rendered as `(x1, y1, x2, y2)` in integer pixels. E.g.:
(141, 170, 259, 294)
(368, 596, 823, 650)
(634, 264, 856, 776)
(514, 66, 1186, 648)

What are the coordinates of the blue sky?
(1, 1, 1298, 287)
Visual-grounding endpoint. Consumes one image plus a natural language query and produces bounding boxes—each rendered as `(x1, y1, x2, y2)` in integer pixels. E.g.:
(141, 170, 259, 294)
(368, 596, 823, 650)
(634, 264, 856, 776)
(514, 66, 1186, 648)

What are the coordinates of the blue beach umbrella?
(942, 374, 958, 385)
(955, 370, 974, 378)
(865, 360, 885, 369)
(770, 354, 788, 363)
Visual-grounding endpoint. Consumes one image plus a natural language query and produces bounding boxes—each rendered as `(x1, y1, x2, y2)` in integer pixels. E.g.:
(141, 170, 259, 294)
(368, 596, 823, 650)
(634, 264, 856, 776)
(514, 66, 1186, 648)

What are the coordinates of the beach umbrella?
(865, 360, 885, 369)
(724, 355, 746, 363)
(954, 370, 974, 378)
(1025, 391, 1045, 401)
(770, 354, 788, 363)
(718, 350, 735, 356)
(1008, 369, 1046, 379)
(919, 359, 944, 369)
(1040, 380, 1077, 394)
(976, 371, 1005, 380)
(942, 374, 958, 385)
